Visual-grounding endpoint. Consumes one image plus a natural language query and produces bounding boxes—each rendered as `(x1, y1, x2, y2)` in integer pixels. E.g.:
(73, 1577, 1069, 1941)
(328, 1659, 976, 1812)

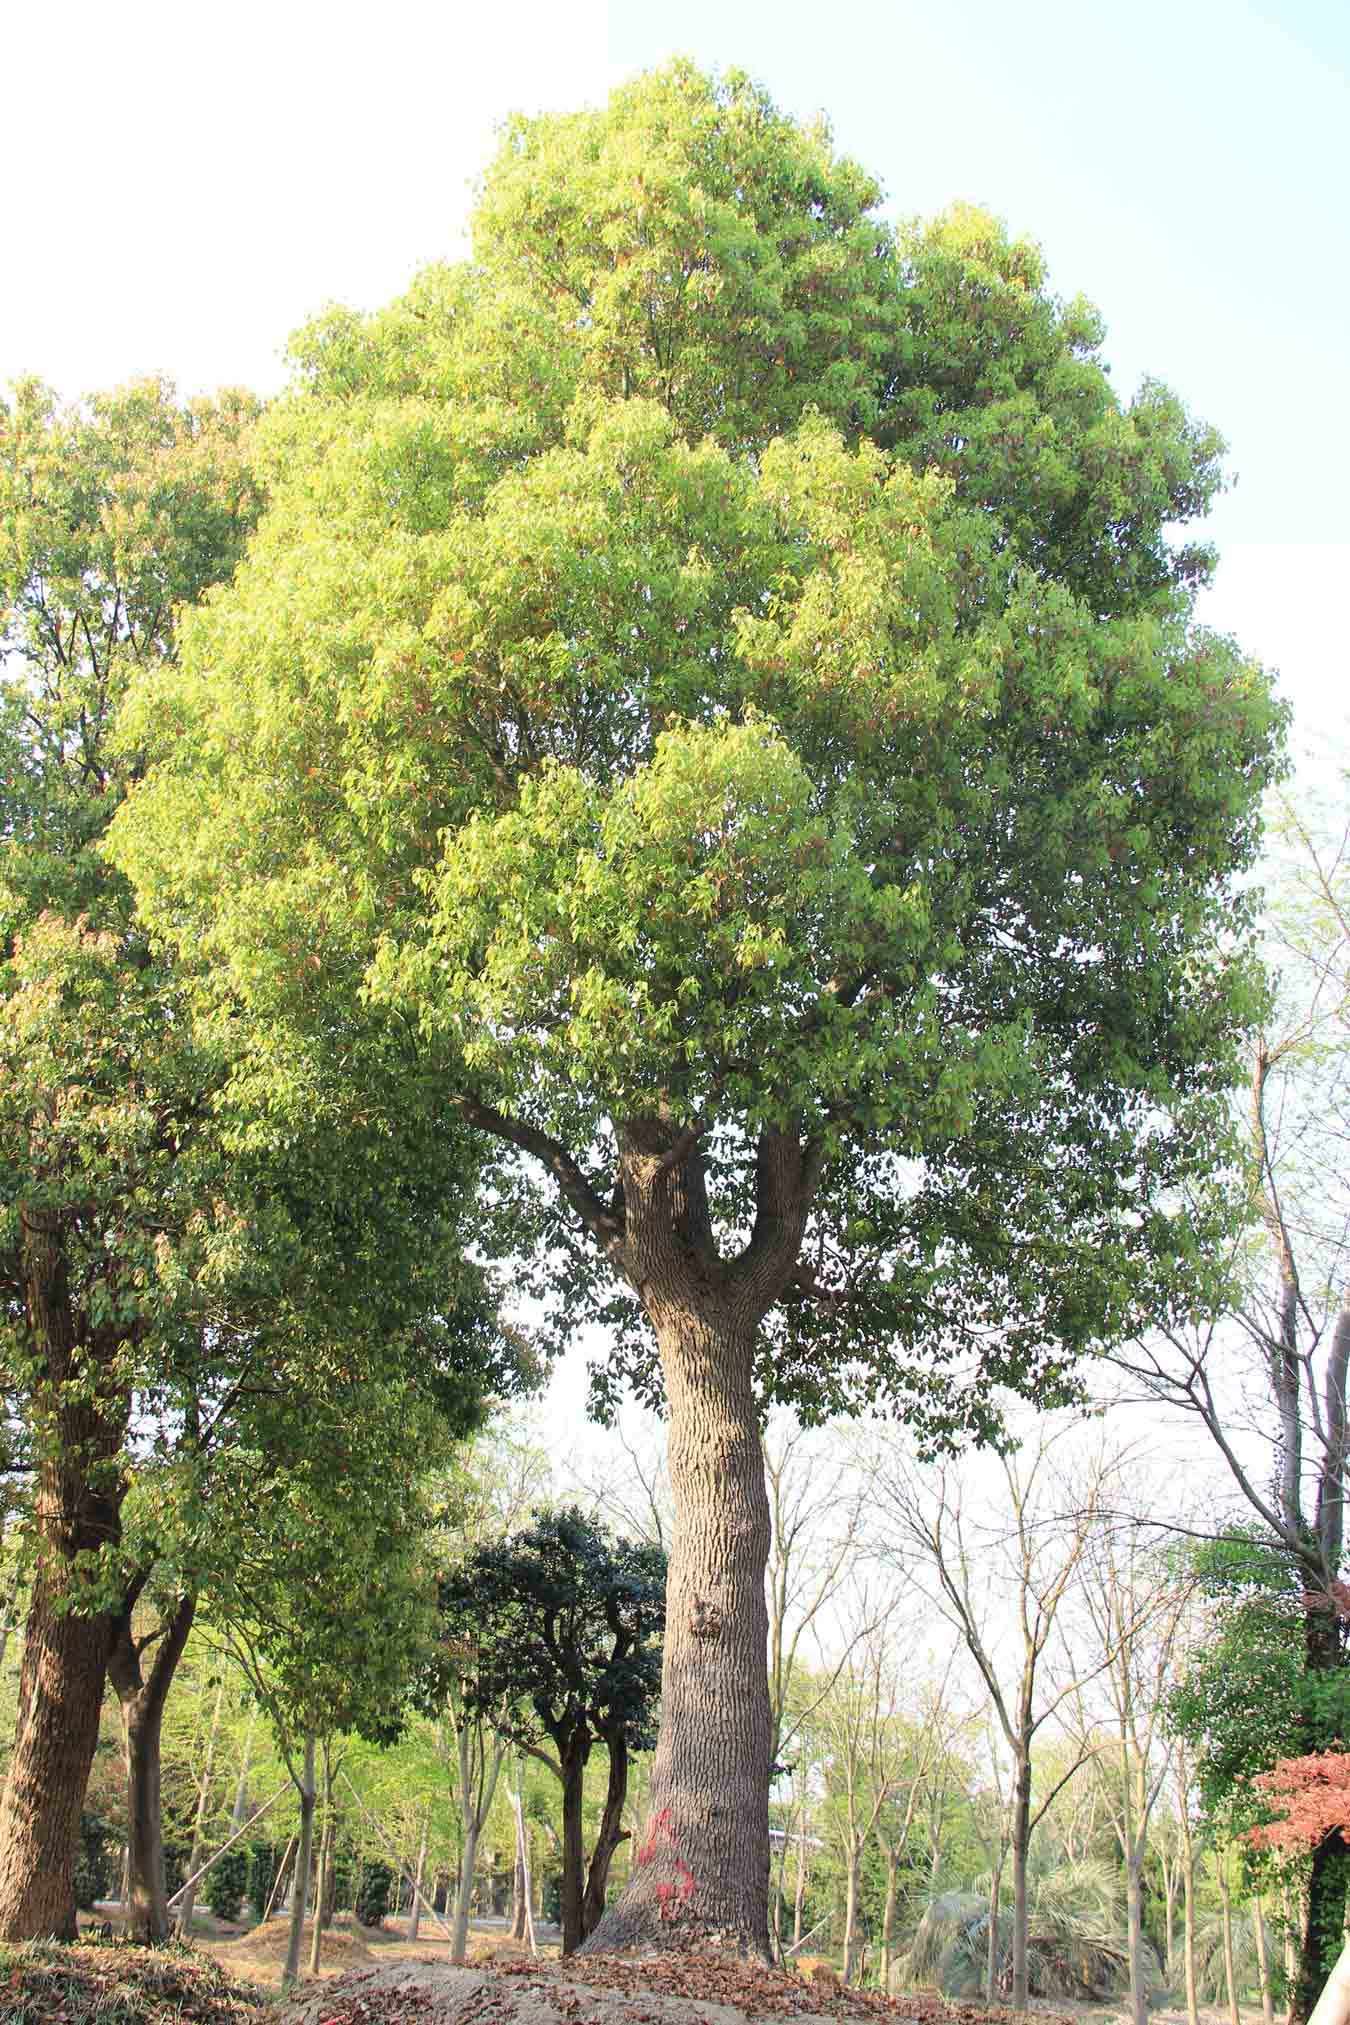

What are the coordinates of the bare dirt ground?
(267, 1950, 1091, 2025)
(8, 1930, 1276, 2025)
(199, 1917, 557, 1993)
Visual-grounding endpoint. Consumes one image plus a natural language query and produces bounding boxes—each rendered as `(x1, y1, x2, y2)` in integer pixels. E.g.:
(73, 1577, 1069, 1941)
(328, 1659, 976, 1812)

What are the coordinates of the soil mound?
(216, 1916, 373, 1968)
(273, 1952, 1080, 2025)
(0, 1938, 264, 2023)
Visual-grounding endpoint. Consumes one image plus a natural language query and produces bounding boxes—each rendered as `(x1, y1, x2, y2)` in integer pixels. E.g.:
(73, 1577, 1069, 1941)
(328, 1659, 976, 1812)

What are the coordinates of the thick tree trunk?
(108, 1590, 197, 1942)
(567, 1121, 813, 1959)
(1010, 1755, 1032, 2008)
(582, 1732, 630, 1941)
(1296, 1841, 1350, 2025)
(283, 1735, 317, 1987)
(560, 1746, 588, 1955)
(0, 1218, 127, 1940)
(1308, 1938, 1350, 2025)
(580, 1305, 773, 1958)
(0, 1572, 115, 1938)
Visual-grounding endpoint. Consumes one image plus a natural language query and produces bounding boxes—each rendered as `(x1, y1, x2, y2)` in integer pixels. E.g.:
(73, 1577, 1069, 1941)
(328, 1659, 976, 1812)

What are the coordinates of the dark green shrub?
(246, 1839, 283, 1920)
(73, 1811, 116, 1910)
(355, 1857, 394, 1928)
(163, 1836, 191, 1898)
(331, 1842, 355, 1912)
(204, 1844, 250, 1923)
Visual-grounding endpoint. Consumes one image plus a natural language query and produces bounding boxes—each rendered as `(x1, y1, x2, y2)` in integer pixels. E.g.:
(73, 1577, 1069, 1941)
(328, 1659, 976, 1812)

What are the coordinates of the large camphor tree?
(112, 64, 1282, 1958)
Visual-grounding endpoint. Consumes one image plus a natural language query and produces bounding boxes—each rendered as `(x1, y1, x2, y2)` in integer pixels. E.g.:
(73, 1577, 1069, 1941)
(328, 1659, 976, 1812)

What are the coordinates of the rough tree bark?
(108, 1588, 197, 1942)
(0, 1217, 128, 1940)
(573, 1121, 815, 1959)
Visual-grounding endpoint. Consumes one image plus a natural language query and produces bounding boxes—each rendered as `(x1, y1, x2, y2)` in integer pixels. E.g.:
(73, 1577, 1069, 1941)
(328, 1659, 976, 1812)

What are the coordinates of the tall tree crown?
(111, 63, 1283, 1436)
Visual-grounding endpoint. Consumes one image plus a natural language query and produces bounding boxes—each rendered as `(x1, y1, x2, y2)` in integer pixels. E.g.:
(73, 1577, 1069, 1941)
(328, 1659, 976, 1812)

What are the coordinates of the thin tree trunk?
(0, 1220, 127, 1940)
(1011, 1754, 1032, 2009)
(581, 1297, 774, 1958)
(108, 1589, 197, 1942)
(987, 1848, 1005, 2002)
(262, 1835, 296, 1925)
(231, 1708, 258, 1829)
(1126, 1848, 1149, 2025)
(1253, 1893, 1275, 2025)
(1179, 1807, 1199, 2025)
(1218, 1857, 1241, 2025)
(410, 1812, 430, 1943)
(177, 1674, 226, 1933)
(452, 1821, 480, 1964)
(283, 1735, 317, 1987)
(1162, 1857, 1179, 1989)
(581, 1732, 630, 1940)
(842, 1851, 860, 1984)
(0, 1558, 25, 1682)
(879, 1844, 899, 1991)
(793, 1806, 809, 1950)
(515, 1788, 537, 1955)
(309, 1747, 335, 1975)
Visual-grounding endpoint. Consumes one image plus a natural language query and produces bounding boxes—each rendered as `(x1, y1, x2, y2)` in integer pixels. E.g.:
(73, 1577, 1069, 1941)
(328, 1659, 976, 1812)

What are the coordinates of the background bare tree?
(1069, 1506, 1196, 2025)
(1114, 777, 1350, 2020)
(872, 1422, 1123, 2007)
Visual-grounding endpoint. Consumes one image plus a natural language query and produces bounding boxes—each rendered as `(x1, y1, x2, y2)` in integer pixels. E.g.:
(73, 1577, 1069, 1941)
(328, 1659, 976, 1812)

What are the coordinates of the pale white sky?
(5, 0, 1346, 745)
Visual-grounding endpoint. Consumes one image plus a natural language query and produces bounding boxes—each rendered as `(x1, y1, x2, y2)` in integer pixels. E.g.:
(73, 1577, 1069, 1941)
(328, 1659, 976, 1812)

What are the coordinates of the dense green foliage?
(439, 1508, 666, 1764)
(1168, 1534, 1350, 1836)
(113, 63, 1281, 1452)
